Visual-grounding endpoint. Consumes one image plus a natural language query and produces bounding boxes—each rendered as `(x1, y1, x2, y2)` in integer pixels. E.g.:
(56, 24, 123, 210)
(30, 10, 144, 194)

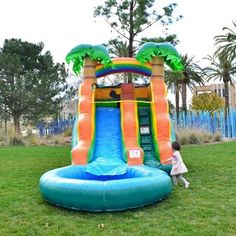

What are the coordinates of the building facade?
(193, 83, 236, 109)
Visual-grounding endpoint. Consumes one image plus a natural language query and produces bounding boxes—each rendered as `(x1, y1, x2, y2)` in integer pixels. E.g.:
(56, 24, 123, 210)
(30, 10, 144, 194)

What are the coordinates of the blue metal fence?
(38, 110, 236, 139)
(38, 118, 75, 136)
(172, 110, 236, 138)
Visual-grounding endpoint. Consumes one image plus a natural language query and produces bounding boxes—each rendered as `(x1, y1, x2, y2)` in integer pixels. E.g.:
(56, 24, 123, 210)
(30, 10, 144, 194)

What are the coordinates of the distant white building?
(193, 82, 236, 109)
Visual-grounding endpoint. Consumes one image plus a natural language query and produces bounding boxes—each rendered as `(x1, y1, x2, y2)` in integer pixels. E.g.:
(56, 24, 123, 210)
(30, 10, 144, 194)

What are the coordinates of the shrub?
(64, 127, 72, 137)
(189, 133, 202, 144)
(51, 135, 67, 145)
(177, 134, 189, 145)
(202, 132, 212, 143)
(27, 135, 42, 146)
(176, 128, 222, 145)
(212, 132, 222, 142)
(9, 137, 24, 146)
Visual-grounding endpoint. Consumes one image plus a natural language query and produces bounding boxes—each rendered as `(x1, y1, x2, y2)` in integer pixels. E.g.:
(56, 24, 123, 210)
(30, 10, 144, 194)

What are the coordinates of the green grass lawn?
(0, 142, 236, 236)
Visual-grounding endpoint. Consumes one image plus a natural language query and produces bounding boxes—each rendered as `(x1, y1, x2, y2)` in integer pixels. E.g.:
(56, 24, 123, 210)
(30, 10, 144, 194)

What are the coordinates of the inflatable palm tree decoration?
(135, 42, 183, 71)
(66, 44, 112, 78)
(136, 42, 183, 164)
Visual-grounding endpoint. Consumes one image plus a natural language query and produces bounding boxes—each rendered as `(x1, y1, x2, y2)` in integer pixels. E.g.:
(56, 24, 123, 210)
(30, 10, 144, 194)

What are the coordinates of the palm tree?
(180, 54, 205, 116)
(165, 70, 183, 124)
(214, 21, 236, 61)
(204, 53, 236, 117)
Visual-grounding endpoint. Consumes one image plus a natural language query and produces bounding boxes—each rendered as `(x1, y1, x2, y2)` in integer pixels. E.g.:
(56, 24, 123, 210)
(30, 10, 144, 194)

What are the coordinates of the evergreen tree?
(0, 38, 67, 135)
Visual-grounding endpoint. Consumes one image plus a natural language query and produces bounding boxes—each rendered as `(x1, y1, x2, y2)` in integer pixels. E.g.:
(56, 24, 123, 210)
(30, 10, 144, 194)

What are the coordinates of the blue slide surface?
(86, 107, 126, 175)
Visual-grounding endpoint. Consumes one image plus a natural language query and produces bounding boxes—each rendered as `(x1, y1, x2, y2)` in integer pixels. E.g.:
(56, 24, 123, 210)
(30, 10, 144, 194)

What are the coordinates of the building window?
(218, 89, 221, 97)
(223, 88, 225, 97)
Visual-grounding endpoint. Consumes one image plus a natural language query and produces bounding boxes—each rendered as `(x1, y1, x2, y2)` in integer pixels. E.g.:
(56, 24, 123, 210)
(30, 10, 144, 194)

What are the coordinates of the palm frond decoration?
(66, 44, 112, 74)
(135, 42, 183, 71)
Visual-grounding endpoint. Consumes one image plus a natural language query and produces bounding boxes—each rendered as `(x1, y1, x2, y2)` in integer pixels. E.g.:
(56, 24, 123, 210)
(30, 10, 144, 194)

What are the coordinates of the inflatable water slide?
(39, 43, 183, 211)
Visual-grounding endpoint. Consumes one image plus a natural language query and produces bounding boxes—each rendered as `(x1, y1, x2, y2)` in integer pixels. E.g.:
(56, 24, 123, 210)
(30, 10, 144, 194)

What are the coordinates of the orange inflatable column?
(71, 58, 96, 165)
(151, 57, 172, 164)
(121, 84, 144, 165)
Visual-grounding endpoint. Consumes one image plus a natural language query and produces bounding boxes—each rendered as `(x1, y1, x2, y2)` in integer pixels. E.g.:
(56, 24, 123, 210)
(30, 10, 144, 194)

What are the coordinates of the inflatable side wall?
(120, 84, 144, 165)
(121, 101, 143, 165)
(71, 59, 96, 165)
(150, 57, 172, 164)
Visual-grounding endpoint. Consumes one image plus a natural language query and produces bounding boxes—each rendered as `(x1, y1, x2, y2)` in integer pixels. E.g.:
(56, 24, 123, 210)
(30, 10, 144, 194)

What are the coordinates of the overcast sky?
(0, 0, 235, 66)
(0, 0, 235, 106)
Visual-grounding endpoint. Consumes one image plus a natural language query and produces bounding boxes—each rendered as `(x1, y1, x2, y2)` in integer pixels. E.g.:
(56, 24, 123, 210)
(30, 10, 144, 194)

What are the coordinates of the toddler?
(170, 141, 190, 188)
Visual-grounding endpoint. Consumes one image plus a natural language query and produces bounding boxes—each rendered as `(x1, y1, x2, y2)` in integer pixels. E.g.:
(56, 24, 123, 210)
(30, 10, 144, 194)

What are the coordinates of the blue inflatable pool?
(39, 165, 172, 212)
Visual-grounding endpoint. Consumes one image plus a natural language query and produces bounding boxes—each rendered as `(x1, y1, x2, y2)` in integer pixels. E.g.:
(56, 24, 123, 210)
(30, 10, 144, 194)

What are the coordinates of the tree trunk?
(128, 0, 134, 58)
(4, 104, 7, 136)
(175, 85, 180, 125)
(181, 81, 187, 117)
(127, 73, 133, 84)
(224, 81, 230, 117)
(13, 114, 21, 136)
(224, 81, 230, 136)
(127, 0, 134, 83)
